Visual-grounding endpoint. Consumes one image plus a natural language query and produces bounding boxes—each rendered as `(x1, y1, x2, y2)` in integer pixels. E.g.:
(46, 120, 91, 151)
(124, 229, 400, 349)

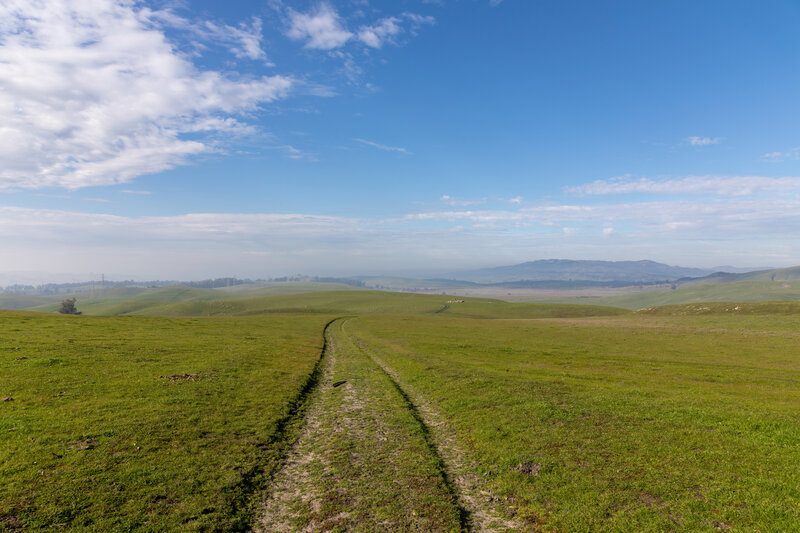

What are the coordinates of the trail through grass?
(258, 319, 464, 532)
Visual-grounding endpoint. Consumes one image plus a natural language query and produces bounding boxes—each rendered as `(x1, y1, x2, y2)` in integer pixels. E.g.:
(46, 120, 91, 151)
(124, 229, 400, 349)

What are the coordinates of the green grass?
(346, 311, 800, 531)
(544, 281, 800, 310)
(637, 300, 800, 316)
(0, 294, 61, 311)
(0, 311, 331, 531)
(439, 299, 629, 319)
(16, 283, 363, 315)
(104, 291, 627, 320)
(7, 289, 800, 531)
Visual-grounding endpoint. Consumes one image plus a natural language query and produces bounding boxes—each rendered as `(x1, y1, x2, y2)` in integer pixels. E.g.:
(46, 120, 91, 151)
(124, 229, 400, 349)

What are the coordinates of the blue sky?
(1, 0, 799, 281)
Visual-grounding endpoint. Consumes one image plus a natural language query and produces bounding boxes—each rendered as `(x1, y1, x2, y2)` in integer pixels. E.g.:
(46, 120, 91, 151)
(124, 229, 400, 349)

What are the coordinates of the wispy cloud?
(567, 175, 800, 196)
(270, 145, 318, 161)
(358, 17, 402, 48)
(401, 198, 800, 239)
(355, 138, 411, 154)
(358, 13, 435, 48)
(149, 10, 270, 63)
(509, 196, 523, 204)
(121, 190, 153, 195)
(0, 0, 292, 190)
(762, 148, 800, 162)
(687, 136, 723, 146)
(440, 195, 485, 207)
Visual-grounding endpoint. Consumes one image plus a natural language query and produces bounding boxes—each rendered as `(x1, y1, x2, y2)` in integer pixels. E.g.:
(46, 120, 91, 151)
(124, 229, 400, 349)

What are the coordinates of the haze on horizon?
(1, 0, 799, 282)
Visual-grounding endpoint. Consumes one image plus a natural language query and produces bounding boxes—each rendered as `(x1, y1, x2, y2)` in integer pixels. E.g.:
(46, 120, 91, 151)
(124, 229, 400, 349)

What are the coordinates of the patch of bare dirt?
(1, 514, 25, 532)
(68, 438, 97, 450)
(160, 373, 200, 382)
(637, 491, 663, 507)
(514, 462, 543, 477)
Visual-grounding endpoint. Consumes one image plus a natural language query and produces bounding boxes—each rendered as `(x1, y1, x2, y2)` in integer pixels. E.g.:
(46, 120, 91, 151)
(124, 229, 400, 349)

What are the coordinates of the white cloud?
(509, 196, 523, 204)
(687, 136, 722, 146)
(357, 13, 435, 48)
(440, 195, 485, 207)
(287, 3, 353, 50)
(355, 138, 411, 154)
(0, 207, 359, 243)
(0, 0, 292, 190)
(3, 198, 800, 280)
(358, 17, 402, 48)
(762, 148, 800, 162)
(286, 6, 434, 51)
(400, 197, 800, 238)
(567, 175, 800, 196)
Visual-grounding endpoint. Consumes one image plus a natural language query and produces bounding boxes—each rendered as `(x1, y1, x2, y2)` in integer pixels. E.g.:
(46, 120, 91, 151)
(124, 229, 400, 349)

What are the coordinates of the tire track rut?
(342, 321, 525, 532)
(257, 318, 466, 531)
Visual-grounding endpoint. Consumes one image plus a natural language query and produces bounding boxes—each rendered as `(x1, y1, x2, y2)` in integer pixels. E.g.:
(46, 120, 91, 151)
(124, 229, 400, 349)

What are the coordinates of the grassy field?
(0, 311, 331, 531)
(4, 290, 800, 531)
(538, 280, 800, 310)
(346, 309, 800, 531)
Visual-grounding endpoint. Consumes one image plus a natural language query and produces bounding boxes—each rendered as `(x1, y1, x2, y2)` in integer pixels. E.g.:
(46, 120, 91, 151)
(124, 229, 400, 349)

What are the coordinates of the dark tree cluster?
(58, 298, 82, 315)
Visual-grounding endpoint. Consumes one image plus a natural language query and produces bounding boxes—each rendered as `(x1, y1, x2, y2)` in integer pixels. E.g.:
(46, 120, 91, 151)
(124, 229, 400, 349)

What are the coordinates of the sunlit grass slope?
(0, 311, 330, 531)
(637, 300, 800, 316)
(440, 298, 629, 319)
(552, 281, 800, 310)
(24, 288, 629, 319)
(347, 312, 800, 531)
(20, 283, 362, 315)
(27, 287, 229, 315)
(0, 294, 61, 311)
(121, 291, 628, 319)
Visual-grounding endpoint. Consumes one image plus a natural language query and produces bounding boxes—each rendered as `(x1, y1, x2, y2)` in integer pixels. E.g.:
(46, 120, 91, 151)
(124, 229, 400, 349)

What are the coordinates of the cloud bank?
(0, 0, 291, 190)
(567, 175, 800, 196)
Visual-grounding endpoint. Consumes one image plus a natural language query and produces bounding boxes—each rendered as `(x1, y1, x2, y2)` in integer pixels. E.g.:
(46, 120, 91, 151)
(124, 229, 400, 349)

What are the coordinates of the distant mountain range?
(446, 259, 764, 284)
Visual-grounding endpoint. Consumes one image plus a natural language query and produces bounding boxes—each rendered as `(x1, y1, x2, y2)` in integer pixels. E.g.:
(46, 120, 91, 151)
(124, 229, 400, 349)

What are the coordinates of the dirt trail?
(257, 319, 466, 532)
(342, 321, 525, 533)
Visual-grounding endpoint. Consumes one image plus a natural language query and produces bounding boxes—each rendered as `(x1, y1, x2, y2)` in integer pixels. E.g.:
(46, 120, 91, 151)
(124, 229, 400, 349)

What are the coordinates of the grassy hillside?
(0, 294, 60, 310)
(688, 265, 800, 284)
(546, 281, 800, 310)
(27, 286, 223, 315)
(23, 288, 628, 319)
(24, 284, 362, 316)
(213, 281, 361, 294)
(1, 311, 331, 531)
(637, 301, 800, 316)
